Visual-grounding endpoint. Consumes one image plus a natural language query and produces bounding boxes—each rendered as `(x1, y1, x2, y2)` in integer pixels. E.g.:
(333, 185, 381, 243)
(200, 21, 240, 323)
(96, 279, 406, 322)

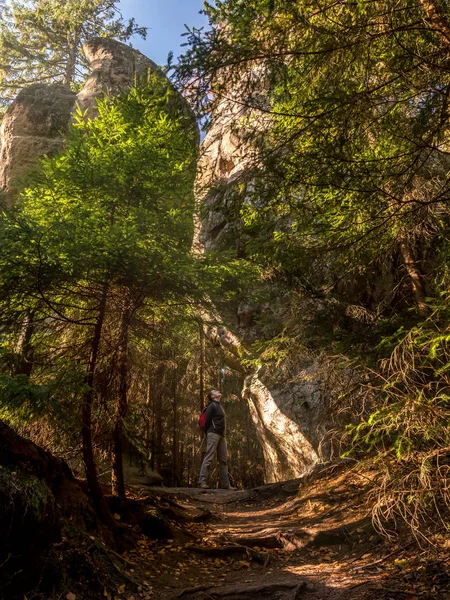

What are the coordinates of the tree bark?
(154, 363, 164, 473)
(81, 282, 115, 527)
(179, 441, 185, 485)
(15, 310, 34, 376)
(199, 321, 205, 412)
(111, 301, 131, 501)
(64, 28, 80, 87)
(400, 241, 429, 315)
(171, 366, 179, 486)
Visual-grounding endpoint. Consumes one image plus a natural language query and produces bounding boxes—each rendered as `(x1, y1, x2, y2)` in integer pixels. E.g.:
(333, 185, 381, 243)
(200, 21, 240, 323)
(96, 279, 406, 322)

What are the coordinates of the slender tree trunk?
(150, 378, 156, 470)
(199, 322, 205, 412)
(154, 363, 164, 473)
(15, 310, 34, 376)
(81, 283, 115, 527)
(64, 30, 80, 87)
(171, 367, 178, 486)
(111, 301, 131, 501)
(245, 395, 252, 473)
(179, 442, 184, 486)
(400, 241, 429, 315)
(145, 375, 151, 454)
(186, 444, 191, 487)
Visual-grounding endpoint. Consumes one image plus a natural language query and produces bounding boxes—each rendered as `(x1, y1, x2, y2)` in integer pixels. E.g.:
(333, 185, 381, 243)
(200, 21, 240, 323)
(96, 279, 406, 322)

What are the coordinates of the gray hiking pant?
(198, 431, 230, 488)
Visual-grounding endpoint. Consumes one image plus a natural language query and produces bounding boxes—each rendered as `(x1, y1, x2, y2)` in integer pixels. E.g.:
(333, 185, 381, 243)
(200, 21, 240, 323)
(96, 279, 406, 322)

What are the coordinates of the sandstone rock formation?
(77, 37, 160, 118)
(194, 79, 348, 482)
(0, 84, 76, 204)
(0, 38, 165, 205)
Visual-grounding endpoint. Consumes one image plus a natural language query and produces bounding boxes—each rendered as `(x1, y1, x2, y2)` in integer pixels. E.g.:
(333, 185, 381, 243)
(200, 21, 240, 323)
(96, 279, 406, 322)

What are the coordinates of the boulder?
(77, 37, 161, 118)
(0, 419, 95, 598)
(0, 37, 196, 205)
(0, 84, 76, 204)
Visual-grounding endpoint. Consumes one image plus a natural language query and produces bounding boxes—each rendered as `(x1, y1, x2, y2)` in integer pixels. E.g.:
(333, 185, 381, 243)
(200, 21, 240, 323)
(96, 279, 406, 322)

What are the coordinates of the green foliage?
(0, 365, 86, 428)
(0, 0, 147, 108)
(0, 67, 258, 489)
(344, 297, 450, 534)
(177, 0, 450, 317)
(351, 298, 450, 458)
(5, 73, 199, 308)
(0, 465, 50, 518)
(175, 0, 450, 530)
(0, 73, 201, 442)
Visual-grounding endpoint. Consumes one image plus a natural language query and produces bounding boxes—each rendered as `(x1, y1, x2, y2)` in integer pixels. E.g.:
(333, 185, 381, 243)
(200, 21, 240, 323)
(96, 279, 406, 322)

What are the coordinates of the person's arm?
(204, 402, 215, 433)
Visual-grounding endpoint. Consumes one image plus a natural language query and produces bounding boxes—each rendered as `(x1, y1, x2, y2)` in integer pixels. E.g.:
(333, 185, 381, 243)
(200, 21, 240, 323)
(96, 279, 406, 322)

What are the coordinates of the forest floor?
(83, 462, 450, 600)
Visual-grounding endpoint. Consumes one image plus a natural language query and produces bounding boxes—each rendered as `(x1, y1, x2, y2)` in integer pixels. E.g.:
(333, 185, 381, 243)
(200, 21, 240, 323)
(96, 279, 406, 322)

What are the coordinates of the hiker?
(198, 389, 236, 490)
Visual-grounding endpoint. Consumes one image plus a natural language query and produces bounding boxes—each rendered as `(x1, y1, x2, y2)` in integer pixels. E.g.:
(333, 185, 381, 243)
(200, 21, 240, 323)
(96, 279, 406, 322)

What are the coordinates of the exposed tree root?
(188, 543, 266, 564)
(157, 497, 213, 523)
(174, 581, 307, 599)
(227, 533, 284, 549)
(227, 528, 308, 550)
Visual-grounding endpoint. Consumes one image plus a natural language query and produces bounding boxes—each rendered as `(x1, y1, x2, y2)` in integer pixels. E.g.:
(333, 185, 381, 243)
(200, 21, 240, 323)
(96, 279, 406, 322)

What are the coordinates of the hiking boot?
(199, 482, 209, 489)
(221, 485, 237, 491)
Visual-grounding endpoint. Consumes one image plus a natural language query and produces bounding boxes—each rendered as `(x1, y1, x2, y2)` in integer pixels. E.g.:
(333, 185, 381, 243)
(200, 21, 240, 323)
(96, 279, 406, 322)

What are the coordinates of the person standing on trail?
(198, 389, 236, 490)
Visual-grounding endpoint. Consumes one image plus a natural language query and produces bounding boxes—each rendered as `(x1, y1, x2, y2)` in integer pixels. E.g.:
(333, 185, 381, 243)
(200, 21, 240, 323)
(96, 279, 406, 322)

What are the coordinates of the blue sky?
(119, 0, 209, 66)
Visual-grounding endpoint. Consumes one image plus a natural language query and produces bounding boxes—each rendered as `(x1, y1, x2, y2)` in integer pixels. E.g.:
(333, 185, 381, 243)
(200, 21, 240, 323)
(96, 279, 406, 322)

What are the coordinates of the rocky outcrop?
(77, 37, 160, 118)
(0, 38, 171, 205)
(194, 78, 351, 481)
(0, 84, 77, 203)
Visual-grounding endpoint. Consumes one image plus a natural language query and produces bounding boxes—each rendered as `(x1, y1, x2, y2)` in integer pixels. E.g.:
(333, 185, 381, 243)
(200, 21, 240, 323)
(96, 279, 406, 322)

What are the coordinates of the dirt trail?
(117, 464, 450, 600)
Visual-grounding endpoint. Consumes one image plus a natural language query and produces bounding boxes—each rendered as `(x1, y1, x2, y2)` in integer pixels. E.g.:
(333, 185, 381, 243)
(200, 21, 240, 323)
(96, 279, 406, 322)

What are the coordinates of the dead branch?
(352, 541, 415, 571)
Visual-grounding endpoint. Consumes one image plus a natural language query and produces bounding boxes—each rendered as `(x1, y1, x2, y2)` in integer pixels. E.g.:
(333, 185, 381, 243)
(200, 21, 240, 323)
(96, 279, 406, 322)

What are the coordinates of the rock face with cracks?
(0, 83, 77, 204)
(193, 75, 348, 482)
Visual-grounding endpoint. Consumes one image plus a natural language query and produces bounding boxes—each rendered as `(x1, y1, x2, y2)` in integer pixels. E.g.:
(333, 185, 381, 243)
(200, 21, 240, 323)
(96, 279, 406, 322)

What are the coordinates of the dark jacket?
(204, 400, 226, 436)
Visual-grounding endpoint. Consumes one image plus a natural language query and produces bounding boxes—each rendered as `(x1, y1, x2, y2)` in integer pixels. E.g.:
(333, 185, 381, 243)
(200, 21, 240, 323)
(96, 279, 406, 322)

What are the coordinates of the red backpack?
(199, 406, 208, 431)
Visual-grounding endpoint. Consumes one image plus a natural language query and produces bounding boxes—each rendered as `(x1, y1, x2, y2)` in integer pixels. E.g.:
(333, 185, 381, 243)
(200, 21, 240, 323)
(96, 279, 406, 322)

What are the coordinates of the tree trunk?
(179, 441, 185, 485)
(400, 241, 429, 315)
(150, 377, 156, 470)
(64, 29, 80, 87)
(199, 322, 205, 412)
(81, 283, 115, 527)
(154, 363, 164, 473)
(171, 367, 179, 486)
(111, 302, 131, 501)
(15, 310, 34, 376)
